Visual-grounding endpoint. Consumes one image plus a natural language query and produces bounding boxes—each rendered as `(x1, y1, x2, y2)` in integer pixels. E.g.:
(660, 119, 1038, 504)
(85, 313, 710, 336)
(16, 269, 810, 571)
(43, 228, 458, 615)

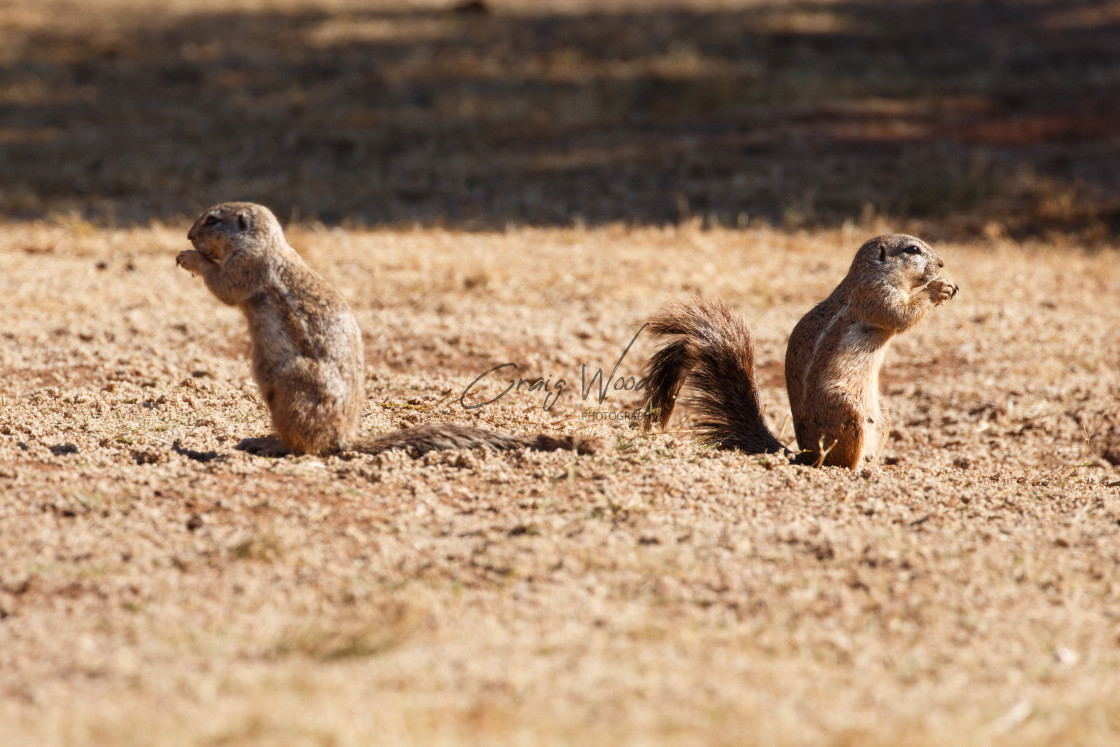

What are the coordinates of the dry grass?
(1, 217, 1119, 745)
(3, 0, 1120, 744)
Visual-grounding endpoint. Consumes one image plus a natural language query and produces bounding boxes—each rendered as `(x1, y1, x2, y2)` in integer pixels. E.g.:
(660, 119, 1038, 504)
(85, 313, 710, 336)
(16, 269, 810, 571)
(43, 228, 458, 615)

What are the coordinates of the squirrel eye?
(204, 215, 221, 227)
(903, 244, 923, 255)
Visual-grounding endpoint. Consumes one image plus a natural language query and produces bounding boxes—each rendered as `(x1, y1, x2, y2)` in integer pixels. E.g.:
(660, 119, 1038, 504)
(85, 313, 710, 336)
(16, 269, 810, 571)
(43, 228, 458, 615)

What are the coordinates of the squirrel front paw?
(176, 250, 208, 275)
(928, 277, 959, 306)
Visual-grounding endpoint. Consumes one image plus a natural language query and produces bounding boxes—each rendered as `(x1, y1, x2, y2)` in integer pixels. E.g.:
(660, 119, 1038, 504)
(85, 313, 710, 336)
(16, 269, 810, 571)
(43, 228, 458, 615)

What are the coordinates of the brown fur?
(637, 234, 957, 468)
(177, 202, 594, 458)
(637, 297, 788, 454)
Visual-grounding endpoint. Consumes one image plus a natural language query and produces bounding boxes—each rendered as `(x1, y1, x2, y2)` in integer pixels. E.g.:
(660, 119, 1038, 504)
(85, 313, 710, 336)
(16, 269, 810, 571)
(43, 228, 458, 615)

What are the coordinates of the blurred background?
(2, 0, 1119, 241)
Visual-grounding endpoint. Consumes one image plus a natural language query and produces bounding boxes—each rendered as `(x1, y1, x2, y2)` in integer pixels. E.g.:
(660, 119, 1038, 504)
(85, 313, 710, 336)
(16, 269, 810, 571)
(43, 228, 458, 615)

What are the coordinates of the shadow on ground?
(2, 0, 1119, 238)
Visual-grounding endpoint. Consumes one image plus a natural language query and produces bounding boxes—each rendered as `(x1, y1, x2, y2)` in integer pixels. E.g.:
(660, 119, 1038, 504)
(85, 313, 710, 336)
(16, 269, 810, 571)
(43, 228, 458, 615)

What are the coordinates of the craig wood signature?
(459, 325, 650, 412)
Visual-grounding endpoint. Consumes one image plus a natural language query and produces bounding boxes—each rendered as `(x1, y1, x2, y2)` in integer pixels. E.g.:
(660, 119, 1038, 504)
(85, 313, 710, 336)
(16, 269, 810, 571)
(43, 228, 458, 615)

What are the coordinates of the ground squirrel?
(176, 202, 593, 457)
(636, 234, 958, 468)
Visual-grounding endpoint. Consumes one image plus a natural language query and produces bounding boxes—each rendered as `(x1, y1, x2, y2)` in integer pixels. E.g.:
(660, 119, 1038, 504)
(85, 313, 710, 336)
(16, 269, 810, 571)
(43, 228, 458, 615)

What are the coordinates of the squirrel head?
(851, 234, 944, 289)
(187, 202, 285, 263)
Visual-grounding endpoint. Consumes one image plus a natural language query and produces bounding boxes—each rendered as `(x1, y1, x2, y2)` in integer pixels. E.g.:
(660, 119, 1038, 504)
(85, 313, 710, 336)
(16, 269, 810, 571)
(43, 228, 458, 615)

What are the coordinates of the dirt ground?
(2, 219, 1118, 745)
(3, 0, 1120, 745)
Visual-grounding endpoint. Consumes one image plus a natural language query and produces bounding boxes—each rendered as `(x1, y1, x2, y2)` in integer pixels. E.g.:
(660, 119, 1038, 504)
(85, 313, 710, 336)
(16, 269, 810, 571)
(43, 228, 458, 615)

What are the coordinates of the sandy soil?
(1, 218, 1118, 745)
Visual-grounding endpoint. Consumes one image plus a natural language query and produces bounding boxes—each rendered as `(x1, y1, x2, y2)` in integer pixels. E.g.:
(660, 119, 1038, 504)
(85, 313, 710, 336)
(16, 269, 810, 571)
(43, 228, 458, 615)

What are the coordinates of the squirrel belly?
(636, 234, 958, 469)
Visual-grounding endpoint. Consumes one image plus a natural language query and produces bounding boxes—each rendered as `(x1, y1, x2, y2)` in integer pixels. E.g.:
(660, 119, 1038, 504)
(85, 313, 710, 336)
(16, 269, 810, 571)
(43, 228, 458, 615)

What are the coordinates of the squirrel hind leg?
(795, 399, 865, 468)
(266, 385, 352, 456)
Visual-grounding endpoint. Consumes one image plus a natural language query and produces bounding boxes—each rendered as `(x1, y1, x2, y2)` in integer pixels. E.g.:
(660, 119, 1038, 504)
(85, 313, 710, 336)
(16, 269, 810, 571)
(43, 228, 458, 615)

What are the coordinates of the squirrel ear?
(237, 210, 252, 231)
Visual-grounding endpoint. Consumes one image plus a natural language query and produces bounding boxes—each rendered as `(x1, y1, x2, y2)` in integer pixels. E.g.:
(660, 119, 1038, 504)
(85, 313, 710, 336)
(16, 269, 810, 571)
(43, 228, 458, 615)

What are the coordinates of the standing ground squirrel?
(636, 234, 958, 468)
(176, 202, 593, 457)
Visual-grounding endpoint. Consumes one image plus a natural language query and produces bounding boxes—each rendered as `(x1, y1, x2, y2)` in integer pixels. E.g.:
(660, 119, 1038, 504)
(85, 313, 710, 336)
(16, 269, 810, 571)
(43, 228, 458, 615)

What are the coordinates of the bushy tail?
(351, 423, 596, 457)
(636, 296, 789, 455)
